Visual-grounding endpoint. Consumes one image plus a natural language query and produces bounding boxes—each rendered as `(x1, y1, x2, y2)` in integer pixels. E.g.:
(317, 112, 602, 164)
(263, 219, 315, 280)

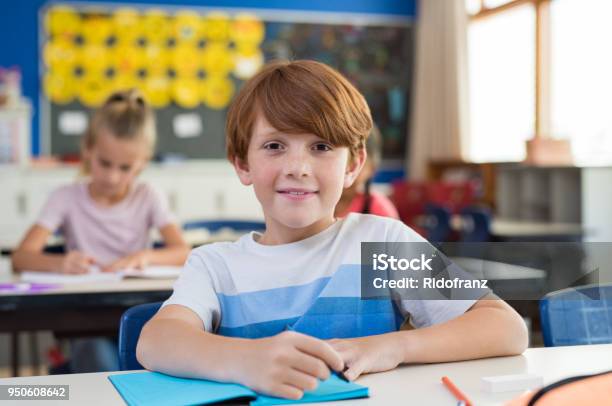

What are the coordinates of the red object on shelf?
(391, 181, 428, 235)
(391, 180, 478, 238)
(428, 182, 475, 214)
(47, 346, 66, 367)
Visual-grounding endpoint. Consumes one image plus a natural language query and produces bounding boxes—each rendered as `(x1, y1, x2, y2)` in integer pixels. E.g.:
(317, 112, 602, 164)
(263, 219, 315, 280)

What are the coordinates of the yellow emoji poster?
(43, 5, 265, 108)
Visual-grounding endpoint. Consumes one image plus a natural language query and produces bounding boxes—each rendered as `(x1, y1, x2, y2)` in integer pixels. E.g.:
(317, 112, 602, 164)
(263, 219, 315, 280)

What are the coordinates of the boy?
(137, 60, 527, 400)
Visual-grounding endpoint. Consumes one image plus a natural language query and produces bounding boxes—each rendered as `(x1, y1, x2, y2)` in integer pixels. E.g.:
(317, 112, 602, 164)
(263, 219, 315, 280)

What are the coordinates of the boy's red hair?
(226, 60, 372, 163)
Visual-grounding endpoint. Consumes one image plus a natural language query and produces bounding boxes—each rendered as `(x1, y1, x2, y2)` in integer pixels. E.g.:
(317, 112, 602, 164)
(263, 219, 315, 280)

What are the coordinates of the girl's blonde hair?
(81, 89, 156, 173)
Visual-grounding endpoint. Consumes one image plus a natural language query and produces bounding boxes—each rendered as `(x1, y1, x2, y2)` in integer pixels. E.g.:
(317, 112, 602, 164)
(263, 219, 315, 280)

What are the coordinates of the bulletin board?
(40, 3, 414, 161)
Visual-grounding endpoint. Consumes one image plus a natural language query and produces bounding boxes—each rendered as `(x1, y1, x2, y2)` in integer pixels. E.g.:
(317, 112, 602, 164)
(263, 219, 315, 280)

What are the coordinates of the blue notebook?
(109, 371, 368, 406)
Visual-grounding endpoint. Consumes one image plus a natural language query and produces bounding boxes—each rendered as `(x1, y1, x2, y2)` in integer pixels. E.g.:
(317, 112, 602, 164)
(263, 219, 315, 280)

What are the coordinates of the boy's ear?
(344, 147, 367, 188)
(233, 157, 253, 186)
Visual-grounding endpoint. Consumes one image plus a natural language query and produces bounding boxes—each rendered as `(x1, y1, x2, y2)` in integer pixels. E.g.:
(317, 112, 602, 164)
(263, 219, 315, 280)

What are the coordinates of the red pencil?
(441, 376, 473, 406)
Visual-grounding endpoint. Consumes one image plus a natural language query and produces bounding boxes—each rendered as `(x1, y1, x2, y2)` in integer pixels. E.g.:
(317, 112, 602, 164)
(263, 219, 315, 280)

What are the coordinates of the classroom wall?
(0, 0, 416, 157)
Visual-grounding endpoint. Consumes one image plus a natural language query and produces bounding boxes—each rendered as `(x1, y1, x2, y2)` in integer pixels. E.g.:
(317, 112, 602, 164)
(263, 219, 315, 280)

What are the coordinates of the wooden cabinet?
(427, 160, 498, 209)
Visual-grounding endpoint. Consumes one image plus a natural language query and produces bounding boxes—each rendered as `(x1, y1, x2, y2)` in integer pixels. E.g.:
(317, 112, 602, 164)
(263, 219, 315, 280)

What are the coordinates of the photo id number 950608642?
(0, 385, 69, 400)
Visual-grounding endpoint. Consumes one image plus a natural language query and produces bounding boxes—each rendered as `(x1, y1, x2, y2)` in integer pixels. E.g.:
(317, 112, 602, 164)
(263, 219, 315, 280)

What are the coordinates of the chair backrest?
(423, 204, 452, 243)
(118, 302, 162, 370)
(540, 284, 612, 347)
(460, 206, 491, 242)
(183, 220, 265, 233)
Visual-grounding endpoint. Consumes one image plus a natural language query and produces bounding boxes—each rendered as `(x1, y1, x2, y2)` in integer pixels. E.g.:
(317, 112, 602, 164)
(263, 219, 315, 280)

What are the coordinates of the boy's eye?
(264, 142, 284, 150)
(313, 143, 332, 151)
(120, 165, 132, 172)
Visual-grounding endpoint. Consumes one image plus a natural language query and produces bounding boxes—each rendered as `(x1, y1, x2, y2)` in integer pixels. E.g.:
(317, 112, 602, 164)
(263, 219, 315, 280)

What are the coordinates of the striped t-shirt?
(163, 213, 486, 339)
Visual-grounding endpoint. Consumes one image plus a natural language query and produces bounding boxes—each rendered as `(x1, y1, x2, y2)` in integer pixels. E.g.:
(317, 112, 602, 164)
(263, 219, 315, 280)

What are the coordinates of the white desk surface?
(0, 344, 610, 406)
(0, 274, 175, 296)
(490, 220, 584, 237)
(449, 257, 546, 280)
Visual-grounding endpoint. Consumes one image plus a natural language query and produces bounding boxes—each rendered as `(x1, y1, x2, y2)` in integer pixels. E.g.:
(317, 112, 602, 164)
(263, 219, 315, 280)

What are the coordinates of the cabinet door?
(222, 176, 263, 220)
(175, 176, 220, 223)
(175, 175, 263, 223)
(0, 170, 26, 247)
(141, 172, 180, 219)
(582, 168, 612, 242)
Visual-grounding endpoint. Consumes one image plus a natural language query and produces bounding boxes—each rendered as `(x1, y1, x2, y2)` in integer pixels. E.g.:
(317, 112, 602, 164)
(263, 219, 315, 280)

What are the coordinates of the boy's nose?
(283, 153, 312, 178)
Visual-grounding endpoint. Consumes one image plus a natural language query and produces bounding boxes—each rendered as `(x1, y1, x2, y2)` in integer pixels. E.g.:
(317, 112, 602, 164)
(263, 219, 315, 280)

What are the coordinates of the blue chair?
(540, 284, 612, 347)
(459, 206, 491, 243)
(118, 302, 162, 371)
(423, 204, 452, 243)
(183, 220, 265, 233)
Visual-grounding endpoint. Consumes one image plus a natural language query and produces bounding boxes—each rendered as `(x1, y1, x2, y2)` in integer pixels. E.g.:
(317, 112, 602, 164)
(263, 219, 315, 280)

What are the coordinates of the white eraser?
(481, 374, 543, 393)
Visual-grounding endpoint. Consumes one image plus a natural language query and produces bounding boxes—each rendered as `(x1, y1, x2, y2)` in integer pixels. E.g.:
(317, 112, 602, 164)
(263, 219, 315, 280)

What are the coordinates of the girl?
(335, 125, 399, 219)
(12, 89, 190, 371)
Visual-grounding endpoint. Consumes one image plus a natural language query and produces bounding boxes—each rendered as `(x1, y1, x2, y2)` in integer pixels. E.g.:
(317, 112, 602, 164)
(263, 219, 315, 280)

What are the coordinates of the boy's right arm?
(137, 304, 344, 400)
(11, 225, 93, 273)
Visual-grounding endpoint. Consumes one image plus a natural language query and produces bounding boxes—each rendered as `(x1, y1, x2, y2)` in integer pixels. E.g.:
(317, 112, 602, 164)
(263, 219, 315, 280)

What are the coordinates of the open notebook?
(109, 371, 368, 406)
(20, 266, 182, 284)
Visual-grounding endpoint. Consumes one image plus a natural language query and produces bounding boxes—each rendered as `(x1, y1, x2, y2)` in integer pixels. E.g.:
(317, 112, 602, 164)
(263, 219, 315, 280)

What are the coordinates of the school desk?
(0, 275, 174, 377)
(0, 344, 609, 405)
(490, 219, 585, 241)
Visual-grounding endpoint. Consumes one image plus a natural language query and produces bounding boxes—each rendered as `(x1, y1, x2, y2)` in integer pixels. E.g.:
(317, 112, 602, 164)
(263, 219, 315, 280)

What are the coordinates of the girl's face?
(84, 130, 149, 199)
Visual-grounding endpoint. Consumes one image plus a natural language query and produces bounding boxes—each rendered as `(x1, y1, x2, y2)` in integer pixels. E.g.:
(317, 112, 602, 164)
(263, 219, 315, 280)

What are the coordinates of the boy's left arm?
(328, 294, 528, 381)
(103, 224, 190, 272)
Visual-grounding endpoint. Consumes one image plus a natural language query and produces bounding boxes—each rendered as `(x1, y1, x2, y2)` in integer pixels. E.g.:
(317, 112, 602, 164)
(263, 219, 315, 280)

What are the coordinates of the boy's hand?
(60, 251, 96, 274)
(236, 331, 344, 400)
(103, 251, 149, 272)
(327, 334, 403, 381)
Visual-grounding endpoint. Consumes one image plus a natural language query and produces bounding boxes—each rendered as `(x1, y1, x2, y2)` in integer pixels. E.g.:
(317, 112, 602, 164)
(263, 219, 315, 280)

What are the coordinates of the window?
(467, 0, 612, 165)
(551, 0, 612, 166)
(466, 0, 482, 16)
(467, 3, 535, 162)
(483, 0, 518, 8)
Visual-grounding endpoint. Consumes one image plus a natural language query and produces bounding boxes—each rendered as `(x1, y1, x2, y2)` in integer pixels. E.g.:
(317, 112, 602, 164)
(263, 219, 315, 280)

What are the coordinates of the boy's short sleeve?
(147, 185, 176, 229)
(389, 220, 490, 329)
(36, 187, 68, 232)
(398, 297, 486, 329)
(162, 251, 221, 332)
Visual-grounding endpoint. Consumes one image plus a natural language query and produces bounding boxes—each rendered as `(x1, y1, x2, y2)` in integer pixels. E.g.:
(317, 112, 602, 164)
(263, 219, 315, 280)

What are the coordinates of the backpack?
(505, 370, 612, 406)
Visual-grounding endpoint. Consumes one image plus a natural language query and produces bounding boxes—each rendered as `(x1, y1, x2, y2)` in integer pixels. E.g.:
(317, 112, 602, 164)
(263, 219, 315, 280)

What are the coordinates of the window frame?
(469, 0, 552, 140)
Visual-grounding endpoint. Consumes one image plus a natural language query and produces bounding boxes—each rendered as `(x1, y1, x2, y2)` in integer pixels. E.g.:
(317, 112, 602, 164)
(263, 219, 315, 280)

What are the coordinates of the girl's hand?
(103, 250, 149, 272)
(236, 331, 344, 400)
(327, 334, 404, 381)
(61, 251, 96, 274)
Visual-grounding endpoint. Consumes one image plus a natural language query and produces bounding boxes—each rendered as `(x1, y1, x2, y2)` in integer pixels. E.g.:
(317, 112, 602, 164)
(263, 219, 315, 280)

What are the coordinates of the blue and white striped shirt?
(164, 213, 485, 339)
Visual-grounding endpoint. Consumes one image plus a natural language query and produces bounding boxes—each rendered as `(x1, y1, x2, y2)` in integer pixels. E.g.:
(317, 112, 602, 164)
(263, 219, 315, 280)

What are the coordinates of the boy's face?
(234, 113, 365, 242)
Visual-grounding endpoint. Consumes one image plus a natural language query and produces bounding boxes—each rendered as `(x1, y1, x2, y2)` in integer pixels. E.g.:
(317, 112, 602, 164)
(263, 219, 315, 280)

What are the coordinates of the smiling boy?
(137, 60, 528, 400)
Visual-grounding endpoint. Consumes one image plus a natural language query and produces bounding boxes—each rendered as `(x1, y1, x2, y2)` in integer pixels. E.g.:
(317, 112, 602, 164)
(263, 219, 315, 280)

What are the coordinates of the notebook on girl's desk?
(109, 371, 368, 406)
(20, 266, 182, 284)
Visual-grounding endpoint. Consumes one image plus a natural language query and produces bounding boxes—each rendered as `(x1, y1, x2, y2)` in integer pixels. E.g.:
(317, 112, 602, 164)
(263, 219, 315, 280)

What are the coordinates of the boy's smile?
(276, 187, 318, 201)
(234, 113, 365, 245)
